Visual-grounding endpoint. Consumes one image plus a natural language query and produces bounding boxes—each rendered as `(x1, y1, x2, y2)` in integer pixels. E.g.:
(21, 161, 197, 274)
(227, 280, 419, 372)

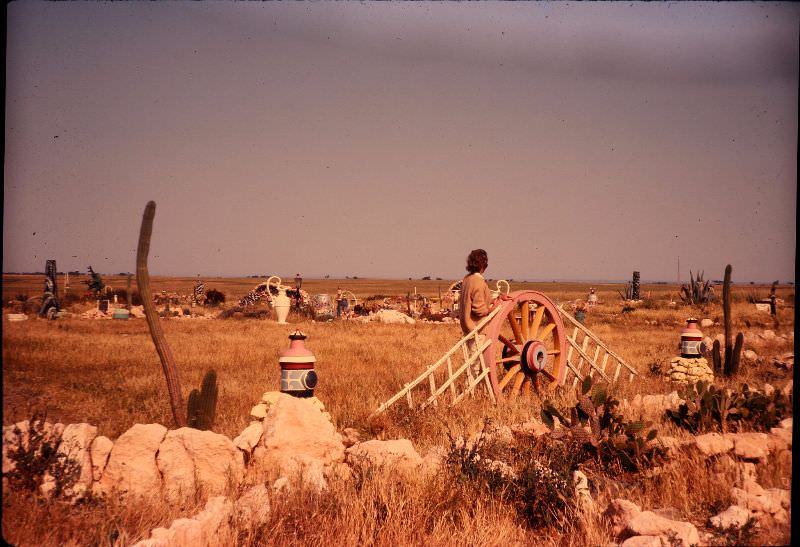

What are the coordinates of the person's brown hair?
(466, 249, 488, 274)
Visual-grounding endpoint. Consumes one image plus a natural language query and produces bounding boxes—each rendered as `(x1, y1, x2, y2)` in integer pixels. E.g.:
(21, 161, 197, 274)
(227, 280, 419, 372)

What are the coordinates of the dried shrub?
(205, 289, 226, 307)
(5, 412, 81, 498)
(618, 282, 634, 301)
(444, 420, 575, 529)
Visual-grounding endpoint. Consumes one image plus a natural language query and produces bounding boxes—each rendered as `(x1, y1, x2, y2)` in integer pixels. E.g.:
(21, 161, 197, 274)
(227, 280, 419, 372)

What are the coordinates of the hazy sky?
(4, 2, 798, 282)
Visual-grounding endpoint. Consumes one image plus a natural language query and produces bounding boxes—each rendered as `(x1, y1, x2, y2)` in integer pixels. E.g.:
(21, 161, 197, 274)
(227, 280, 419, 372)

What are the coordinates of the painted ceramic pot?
(680, 318, 703, 357)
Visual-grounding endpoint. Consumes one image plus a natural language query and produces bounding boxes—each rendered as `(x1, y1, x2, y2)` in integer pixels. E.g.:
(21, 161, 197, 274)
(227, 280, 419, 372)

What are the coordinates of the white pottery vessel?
(273, 287, 291, 324)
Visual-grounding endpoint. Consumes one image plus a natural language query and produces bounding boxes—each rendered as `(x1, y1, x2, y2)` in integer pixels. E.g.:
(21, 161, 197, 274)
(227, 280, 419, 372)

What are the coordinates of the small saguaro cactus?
(712, 264, 744, 376)
(187, 370, 218, 431)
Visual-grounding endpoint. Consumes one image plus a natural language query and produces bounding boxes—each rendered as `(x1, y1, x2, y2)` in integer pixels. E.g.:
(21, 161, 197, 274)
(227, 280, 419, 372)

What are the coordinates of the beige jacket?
(459, 273, 492, 334)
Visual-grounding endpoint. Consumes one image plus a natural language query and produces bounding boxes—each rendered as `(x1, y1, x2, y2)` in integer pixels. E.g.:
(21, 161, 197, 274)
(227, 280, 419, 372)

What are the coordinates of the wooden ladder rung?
(588, 345, 601, 378)
(447, 356, 457, 400)
(429, 373, 438, 407)
(600, 353, 609, 375)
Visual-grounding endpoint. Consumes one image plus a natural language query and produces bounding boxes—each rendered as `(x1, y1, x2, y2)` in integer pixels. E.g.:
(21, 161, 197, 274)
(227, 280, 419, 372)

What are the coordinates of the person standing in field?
(458, 249, 510, 336)
(335, 287, 345, 318)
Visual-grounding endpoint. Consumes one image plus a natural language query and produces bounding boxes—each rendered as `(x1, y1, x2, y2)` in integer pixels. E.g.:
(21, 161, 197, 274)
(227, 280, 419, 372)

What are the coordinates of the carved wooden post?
(632, 271, 640, 301)
(126, 274, 133, 311)
(137, 201, 187, 427)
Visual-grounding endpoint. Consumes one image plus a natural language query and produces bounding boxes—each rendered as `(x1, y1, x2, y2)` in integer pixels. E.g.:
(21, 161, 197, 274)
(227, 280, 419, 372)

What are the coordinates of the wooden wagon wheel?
(481, 291, 567, 399)
(342, 290, 358, 311)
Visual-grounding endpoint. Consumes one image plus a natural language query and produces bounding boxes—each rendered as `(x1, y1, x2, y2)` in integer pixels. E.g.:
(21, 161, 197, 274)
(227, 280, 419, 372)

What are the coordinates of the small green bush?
(665, 381, 792, 434)
(541, 376, 664, 472)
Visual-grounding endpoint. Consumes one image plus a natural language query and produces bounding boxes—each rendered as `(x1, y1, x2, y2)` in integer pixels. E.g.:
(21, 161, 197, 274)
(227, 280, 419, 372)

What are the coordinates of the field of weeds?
(2, 276, 793, 546)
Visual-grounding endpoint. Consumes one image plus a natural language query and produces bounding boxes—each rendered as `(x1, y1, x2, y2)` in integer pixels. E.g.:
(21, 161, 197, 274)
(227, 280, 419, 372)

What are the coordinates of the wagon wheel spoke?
(510, 370, 526, 398)
(539, 368, 556, 382)
(537, 322, 557, 341)
(497, 364, 522, 391)
(529, 305, 545, 340)
(497, 334, 519, 355)
(508, 312, 524, 344)
(531, 374, 541, 395)
(520, 302, 529, 341)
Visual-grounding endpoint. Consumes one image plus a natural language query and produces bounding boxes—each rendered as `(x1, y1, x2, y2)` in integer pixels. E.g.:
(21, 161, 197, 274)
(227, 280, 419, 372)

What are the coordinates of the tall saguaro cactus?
(713, 264, 743, 377)
(722, 264, 732, 368)
(137, 201, 187, 427)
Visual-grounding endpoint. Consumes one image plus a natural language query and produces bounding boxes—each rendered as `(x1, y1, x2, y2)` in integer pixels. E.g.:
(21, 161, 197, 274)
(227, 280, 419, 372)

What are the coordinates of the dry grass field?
(2, 275, 794, 546)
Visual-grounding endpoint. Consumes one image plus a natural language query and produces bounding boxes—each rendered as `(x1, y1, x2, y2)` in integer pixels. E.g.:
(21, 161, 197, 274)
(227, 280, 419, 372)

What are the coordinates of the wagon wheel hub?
(520, 339, 548, 373)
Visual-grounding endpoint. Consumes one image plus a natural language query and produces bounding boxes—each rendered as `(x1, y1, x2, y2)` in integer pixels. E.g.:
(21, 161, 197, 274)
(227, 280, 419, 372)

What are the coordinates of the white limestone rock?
(341, 427, 364, 448)
(132, 496, 233, 547)
(692, 433, 734, 457)
(249, 404, 268, 419)
(255, 393, 345, 487)
(345, 439, 424, 478)
(625, 511, 700, 547)
(233, 422, 264, 454)
(233, 484, 271, 528)
(42, 423, 97, 498)
(727, 432, 770, 461)
(604, 498, 642, 537)
(709, 505, 751, 531)
(157, 427, 245, 505)
(620, 536, 662, 547)
(97, 423, 167, 500)
(90, 435, 114, 483)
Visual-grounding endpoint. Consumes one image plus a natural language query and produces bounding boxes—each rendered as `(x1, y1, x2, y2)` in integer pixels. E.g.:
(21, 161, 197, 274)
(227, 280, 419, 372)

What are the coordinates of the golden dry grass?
(2, 276, 794, 546)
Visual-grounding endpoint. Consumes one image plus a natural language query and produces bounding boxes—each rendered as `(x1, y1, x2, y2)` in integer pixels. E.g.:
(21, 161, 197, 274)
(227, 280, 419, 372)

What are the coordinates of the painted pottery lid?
(279, 330, 316, 363)
(681, 318, 701, 335)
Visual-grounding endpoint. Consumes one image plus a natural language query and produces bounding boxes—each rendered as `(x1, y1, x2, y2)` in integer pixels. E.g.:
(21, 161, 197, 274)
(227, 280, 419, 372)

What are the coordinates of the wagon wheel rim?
(482, 291, 567, 400)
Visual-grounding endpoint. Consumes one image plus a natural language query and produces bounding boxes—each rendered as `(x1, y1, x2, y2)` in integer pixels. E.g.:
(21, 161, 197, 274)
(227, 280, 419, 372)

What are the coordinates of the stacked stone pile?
(351, 309, 416, 325)
(80, 305, 147, 319)
(81, 308, 113, 319)
(664, 356, 713, 385)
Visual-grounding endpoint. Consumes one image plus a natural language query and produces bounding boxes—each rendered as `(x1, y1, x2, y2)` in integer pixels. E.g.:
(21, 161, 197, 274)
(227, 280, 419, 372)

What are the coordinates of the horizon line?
(2, 272, 793, 286)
